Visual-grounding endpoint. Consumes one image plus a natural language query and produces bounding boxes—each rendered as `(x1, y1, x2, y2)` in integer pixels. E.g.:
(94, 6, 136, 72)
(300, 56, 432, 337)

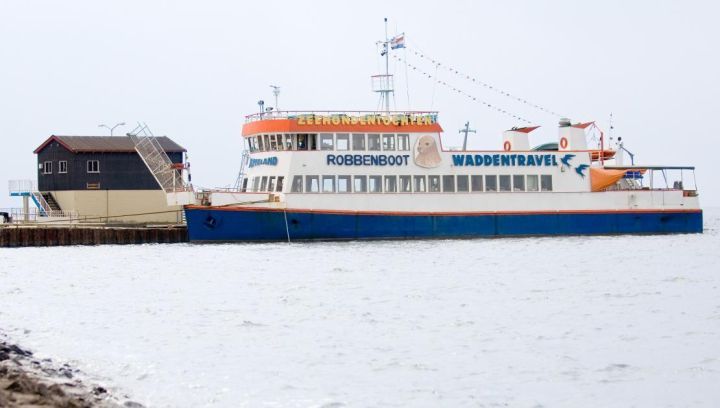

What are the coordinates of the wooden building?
(34, 135, 187, 224)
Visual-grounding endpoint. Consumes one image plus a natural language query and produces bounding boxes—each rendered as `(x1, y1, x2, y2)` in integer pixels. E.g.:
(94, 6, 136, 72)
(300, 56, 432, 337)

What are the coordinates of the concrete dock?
(0, 225, 187, 247)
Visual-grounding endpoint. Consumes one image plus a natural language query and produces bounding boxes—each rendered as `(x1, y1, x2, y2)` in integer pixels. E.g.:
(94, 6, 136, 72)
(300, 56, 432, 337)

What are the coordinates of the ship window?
(322, 175, 335, 192)
(337, 175, 351, 192)
(263, 135, 270, 151)
(336, 134, 349, 151)
(541, 175, 553, 191)
(252, 177, 260, 192)
(354, 175, 367, 192)
(382, 134, 395, 151)
(414, 175, 426, 192)
(352, 133, 365, 150)
(306, 176, 319, 193)
(308, 134, 318, 150)
(369, 175, 382, 193)
(284, 135, 293, 150)
(291, 176, 303, 192)
(320, 133, 334, 150)
(399, 175, 412, 192)
(471, 175, 483, 192)
(277, 176, 284, 192)
(269, 135, 278, 151)
(242, 178, 249, 192)
(368, 134, 381, 151)
(527, 175, 539, 191)
(485, 175, 497, 191)
(499, 175, 511, 191)
(384, 175, 397, 192)
(87, 160, 99, 173)
(260, 176, 268, 191)
(257, 136, 264, 151)
(442, 175, 455, 192)
(429, 175, 441, 192)
(457, 175, 469, 192)
(268, 177, 276, 192)
(397, 134, 410, 151)
(247, 137, 255, 152)
(513, 175, 525, 191)
(297, 134, 308, 150)
(42, 161, 52, 174)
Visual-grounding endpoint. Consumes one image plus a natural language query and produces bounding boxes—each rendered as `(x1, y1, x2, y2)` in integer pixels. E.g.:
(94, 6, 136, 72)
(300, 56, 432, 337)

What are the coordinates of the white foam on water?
(1, 209, 719, 407)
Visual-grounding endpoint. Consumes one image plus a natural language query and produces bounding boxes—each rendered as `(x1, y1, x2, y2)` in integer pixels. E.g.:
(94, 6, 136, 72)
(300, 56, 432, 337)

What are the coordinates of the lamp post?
(98, 122, 126, 136)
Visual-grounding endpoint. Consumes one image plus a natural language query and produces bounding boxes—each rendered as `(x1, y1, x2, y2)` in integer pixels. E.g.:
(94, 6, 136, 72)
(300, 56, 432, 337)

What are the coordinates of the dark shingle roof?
(34, 135, 186, 154)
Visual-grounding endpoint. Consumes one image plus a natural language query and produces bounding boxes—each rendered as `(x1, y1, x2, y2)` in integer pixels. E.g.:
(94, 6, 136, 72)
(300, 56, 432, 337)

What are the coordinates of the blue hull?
(184, 207, 703, 241)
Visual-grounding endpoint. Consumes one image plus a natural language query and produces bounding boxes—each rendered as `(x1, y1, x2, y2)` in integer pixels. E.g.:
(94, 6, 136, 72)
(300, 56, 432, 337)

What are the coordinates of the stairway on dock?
(41, 192, 61, 212)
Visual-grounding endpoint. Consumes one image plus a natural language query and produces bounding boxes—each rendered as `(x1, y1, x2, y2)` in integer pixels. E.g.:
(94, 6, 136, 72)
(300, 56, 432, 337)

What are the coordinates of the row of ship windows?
(248, 174, 554, 193)
(248, 133, 411, 152)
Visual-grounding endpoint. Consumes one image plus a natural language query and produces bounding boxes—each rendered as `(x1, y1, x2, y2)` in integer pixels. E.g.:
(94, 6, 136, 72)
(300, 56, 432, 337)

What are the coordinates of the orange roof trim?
(242, 118, 443, 137)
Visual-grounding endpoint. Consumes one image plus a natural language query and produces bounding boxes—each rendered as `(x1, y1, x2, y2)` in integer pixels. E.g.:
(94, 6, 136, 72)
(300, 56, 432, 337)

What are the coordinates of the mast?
(372, 18, 394, 114)
(384, 18, 390, 113)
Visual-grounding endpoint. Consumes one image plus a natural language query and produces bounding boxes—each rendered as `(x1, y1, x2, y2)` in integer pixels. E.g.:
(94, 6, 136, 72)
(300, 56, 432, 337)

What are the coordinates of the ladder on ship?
(127, 123, 189, 193)
(233, 150, 250, 191)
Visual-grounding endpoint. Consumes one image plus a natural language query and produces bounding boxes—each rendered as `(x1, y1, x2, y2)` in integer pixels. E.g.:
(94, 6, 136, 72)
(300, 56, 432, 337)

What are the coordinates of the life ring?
(503, 140, 512, 151)
(560, 137, 568, 149)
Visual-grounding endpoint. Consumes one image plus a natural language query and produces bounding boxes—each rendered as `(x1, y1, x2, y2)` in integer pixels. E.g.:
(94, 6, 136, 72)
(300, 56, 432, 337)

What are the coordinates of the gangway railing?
(127, 123, 191, 193)
(232, 150, 250, 191)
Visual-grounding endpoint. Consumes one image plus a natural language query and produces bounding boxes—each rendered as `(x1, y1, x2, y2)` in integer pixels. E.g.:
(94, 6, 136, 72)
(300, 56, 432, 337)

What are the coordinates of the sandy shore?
(0, 337, 143, 408)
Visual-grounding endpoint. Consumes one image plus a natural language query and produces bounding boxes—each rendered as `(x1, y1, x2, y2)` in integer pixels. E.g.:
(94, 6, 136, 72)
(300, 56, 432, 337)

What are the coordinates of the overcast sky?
(1, 0, 718, 208)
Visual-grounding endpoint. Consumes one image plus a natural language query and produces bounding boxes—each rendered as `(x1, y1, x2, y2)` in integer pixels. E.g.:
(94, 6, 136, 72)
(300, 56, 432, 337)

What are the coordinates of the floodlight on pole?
(98, 122, 126, 136)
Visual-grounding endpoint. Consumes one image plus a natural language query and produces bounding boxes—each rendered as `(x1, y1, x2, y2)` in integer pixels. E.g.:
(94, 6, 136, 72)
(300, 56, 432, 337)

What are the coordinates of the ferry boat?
(179, 27, 702, 242)
(182, 111, 702, 241)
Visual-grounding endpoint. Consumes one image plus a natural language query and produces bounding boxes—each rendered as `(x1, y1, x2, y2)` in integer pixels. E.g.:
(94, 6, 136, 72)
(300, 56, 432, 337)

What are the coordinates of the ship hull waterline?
(184, 206, 703, 242)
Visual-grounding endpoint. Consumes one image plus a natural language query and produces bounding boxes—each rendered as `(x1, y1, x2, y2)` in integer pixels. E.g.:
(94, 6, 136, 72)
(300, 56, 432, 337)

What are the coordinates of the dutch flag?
(390, 34, 405, 50)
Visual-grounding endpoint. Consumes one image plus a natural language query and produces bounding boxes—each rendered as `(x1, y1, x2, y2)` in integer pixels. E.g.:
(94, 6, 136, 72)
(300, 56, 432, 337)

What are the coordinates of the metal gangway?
(127, 124, 196, 206)
(232, 150, 250, 191)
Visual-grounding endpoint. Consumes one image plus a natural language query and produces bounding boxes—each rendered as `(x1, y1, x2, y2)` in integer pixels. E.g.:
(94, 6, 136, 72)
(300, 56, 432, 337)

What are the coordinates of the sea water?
(1, 209, 719, 407)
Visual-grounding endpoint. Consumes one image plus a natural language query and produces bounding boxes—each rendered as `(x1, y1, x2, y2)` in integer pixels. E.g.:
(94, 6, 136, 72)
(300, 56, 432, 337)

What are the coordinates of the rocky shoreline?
(0, 337, 143, 408)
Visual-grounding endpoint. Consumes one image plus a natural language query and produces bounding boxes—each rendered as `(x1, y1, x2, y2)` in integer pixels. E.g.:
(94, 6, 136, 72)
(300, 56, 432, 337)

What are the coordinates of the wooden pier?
(0, 225, 187, 247)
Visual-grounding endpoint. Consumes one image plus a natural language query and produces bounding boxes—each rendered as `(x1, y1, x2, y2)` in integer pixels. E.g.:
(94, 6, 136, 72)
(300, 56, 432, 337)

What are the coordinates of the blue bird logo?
(560, 154, 576, 168)
(575, 164, 589, 178)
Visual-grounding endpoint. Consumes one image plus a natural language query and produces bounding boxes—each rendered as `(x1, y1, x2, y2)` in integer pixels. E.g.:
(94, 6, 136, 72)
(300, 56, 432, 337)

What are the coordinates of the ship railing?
(244, 110, 439, 123)
(604, 165, 698, 193)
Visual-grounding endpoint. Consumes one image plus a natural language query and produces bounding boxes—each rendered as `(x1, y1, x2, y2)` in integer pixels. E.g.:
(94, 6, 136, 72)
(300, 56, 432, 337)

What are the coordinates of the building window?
(442, 175, 455, 192)
(429, 175, 441, 192)
(306, 176, 319, 193)
(397, 134, 410, 151)
(354, 175, 367, 192)
(320, 133, 334, 150)
(368, 134, 381, 151)
(337, 175, 351, 192)
(87, 160, 100, 173)
(457, 175, 469, 192)
(527, 175, 539, 192)
(499, 175, 511, 191)
(336, 134, 350, 151)
(541, 175, 553, 191)
(322, 175, 335, 193)
(471, 175, 483, 192)
(42, 161, 52, 174)
(399, 175, 412, 192)
(485, 175, 497, 191)
(382, 134, 395, 151)
(352, 134, 365, 150)
(369, 175, 382, 193)
(513, 175, 525, 191)
(384, 175, 397, 192)
(291, 176, 303, 192)
(414, 175, 426, 192)
(58, 161, 67, 174)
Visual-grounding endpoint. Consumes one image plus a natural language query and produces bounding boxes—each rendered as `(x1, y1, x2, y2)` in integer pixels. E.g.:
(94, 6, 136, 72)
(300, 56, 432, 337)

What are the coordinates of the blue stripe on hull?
(185, 208, 703, 241)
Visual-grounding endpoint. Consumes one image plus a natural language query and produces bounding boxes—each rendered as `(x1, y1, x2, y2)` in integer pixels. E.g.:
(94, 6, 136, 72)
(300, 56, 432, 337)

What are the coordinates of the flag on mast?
(390, 34, 405, 49)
